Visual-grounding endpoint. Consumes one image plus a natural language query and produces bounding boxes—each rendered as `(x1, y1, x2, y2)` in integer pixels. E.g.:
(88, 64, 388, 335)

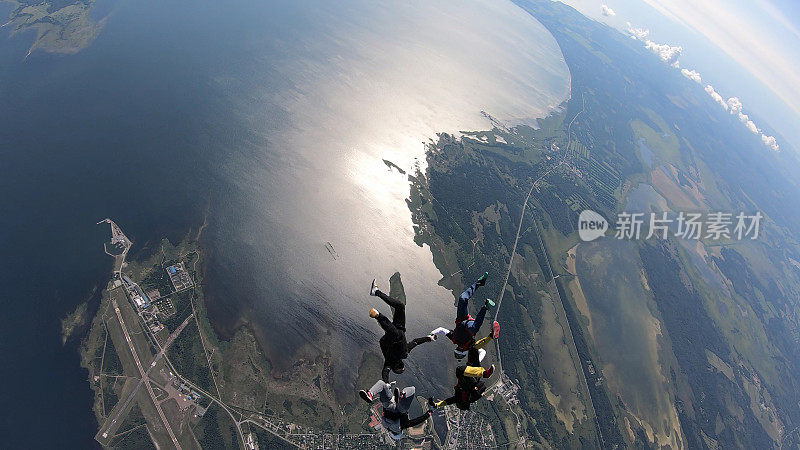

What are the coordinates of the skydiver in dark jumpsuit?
(367, 279, 434, 381)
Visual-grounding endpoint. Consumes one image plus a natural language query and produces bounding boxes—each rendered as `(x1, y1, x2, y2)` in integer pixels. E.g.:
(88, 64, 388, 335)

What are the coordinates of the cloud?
(743, 116, 759, 133)
(725, 97, 759, 134)
(705, 85, 728, 110)
(601, 5, 616, 17)
(761, 133, 779, 151)
(625, 21, 681, 67)
(626, 22, 650, 40)
(726, 97, 742, 113)
(639, 0, 800, 124)
(622, 17, 781, 152)
(704, 88, 779, 149)
(681, 68, 702, 83)
(645, 40, 682, 67)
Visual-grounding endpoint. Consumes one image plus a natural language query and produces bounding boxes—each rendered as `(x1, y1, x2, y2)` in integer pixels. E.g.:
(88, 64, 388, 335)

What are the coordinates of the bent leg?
(467, 347, 481, 366)
(373, 379, 394, 403)
(368, 379, 389, 399)
(468, 306, 488, 334)
(392, 306, 406, 330)
(397, 386, 415, 413)
(376, 290, 406, 329)
(457, 282, 478, 319)
(376, 290, 404, 310)
(375, 313, 400, 336)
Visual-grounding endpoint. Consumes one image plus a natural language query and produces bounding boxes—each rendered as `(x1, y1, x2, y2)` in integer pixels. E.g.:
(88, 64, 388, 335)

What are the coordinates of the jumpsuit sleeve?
(430, 327, 451, 337)
(402, 411, 431, 429)
(381, 364, 391, 382)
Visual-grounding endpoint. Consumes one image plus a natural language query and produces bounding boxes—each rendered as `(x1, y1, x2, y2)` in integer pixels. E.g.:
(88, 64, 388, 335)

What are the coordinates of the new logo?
(578, 210, 608, 241)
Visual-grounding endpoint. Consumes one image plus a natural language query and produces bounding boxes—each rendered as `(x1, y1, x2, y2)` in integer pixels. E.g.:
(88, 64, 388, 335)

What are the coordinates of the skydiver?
(358, 380, 431, 440)
(428, 346, 495, 410)
(368, 279, 435, 381)
(429, 272, 500, 359)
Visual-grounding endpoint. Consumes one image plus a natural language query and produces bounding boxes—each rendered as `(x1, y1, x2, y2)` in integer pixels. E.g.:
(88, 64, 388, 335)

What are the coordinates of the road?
(493, 92, 586, 358)
(489, 93, 600, 446)
(109, 299, 182, 449)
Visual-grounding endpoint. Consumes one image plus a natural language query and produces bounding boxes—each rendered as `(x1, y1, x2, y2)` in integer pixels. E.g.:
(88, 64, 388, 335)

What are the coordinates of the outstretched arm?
(381, 364, 391, 382)
(432, 395, 458, 408)
(406, 335, 433, 353)
(401, 411, 431, 429)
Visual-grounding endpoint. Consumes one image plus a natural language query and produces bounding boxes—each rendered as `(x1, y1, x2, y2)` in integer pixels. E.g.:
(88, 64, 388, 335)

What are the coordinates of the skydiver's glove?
(429, 327, 450, 340)
(428, 397, 444, 410)
(428, 397, 437, 411)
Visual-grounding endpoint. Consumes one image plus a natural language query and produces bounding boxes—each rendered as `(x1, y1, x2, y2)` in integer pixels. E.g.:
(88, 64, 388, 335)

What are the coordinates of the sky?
(557, 0, 800, 151)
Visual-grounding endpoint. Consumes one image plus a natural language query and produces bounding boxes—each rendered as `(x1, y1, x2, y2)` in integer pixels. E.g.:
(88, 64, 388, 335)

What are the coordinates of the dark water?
(0, 0, 230, 445)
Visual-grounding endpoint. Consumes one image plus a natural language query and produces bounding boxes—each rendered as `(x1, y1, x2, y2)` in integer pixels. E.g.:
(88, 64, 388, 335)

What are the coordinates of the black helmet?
(391, 361, 405, 374)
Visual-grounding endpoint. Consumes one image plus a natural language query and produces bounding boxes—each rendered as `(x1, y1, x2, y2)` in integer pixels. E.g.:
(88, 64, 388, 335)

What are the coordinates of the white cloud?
(726, 97, 743, 114)
(618, 12, 782, 152)
(645, 40, 682, 67)
(601, 5, 616, 17)
(626, 22, 650, 40)
(639, 0, 800, 122)
(761, 133, 779, 151)
(743, 117, 759, 134)
(681, 68, 702, 83)
(625, 22, 681, 67)
(705, 85, 728, 110)
(703, 91, 779, 149)
(725, 97, 760, 134)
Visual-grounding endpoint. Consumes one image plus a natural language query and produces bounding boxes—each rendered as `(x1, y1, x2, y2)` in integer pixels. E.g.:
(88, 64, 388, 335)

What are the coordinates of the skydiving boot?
(359, 390, 374, 404)
(490, 321, 500, 339)
(369, 308, 379, 318)
(370, 279, 379, 296)
(476, 271, 488, 287)
(484, 298, 496, 308)
(483, 364, 495, 378)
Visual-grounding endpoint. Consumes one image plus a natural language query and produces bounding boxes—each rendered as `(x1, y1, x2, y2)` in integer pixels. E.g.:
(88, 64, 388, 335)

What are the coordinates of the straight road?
(489, 93, 602, 447)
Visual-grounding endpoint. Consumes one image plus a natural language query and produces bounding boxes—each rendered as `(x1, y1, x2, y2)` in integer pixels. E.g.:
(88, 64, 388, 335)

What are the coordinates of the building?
(166, 263, 193, 291)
